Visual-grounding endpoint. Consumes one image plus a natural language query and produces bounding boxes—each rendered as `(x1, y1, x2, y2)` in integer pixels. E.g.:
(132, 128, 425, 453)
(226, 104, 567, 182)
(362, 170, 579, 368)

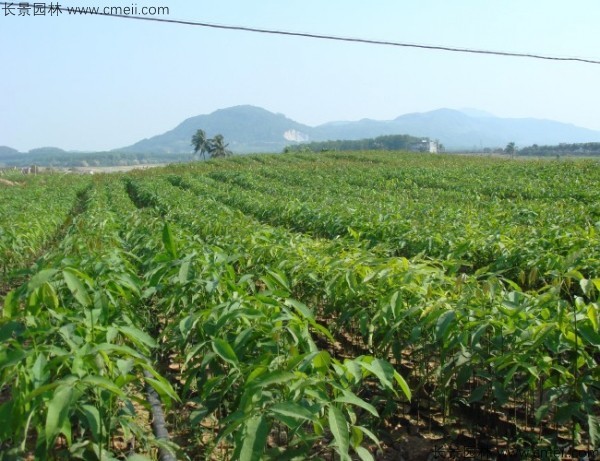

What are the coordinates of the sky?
(1, 0, 600, 152)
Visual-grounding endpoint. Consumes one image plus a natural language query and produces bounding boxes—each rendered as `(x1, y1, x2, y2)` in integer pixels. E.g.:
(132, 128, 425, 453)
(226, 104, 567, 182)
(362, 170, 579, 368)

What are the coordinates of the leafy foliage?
(2, 151, 599, 458)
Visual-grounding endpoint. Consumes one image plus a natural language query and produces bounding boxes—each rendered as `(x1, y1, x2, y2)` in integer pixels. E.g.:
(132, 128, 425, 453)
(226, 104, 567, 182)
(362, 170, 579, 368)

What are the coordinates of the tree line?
(517, 142, 600, 157)
(282, 134, 440, 153)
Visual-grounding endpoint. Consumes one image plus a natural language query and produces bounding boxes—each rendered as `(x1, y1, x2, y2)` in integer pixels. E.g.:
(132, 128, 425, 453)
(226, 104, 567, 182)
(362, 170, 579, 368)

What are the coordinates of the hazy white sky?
(2, 0, 600, 151)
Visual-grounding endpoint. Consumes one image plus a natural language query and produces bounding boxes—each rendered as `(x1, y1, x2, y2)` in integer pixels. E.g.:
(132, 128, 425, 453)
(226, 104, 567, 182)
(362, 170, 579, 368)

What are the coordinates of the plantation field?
(1, 151, 599, 460)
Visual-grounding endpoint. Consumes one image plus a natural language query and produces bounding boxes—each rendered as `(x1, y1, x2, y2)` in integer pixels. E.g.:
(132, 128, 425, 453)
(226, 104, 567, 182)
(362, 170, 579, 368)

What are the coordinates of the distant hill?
(117, 105, 600, 153)
(28, 147, 67, 155)
(4, 106, 600, 159)
(519, 142, 600, 157)
(312, 108, 600, 150)
(119, 105, 312, 154)
(0, 146, 68, 157)
(0, 146, 21, 157)
(0, 147, 192, 169)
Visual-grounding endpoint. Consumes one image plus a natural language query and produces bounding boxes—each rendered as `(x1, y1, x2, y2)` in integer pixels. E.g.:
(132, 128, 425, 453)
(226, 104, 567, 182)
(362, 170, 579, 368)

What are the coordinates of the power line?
(3, 2, 600, 65)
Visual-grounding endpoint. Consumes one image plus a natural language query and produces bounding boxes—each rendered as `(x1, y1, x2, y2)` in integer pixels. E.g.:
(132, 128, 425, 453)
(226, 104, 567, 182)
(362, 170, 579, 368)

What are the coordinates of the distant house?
(423, 139, 438, 153)
(409, 139, 439, 153)
(21, 165, 39, 175)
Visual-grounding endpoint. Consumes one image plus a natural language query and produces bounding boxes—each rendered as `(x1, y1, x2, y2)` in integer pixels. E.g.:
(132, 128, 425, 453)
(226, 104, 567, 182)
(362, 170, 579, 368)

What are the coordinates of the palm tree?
(505, 142, 517, 158)
(191, 129, 210, 160)
(209, 134, 230, 158)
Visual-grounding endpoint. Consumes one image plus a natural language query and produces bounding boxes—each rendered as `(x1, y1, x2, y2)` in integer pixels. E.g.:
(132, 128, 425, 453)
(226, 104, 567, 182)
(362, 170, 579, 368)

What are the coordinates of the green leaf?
(394, 370, 412, 401)
(63, 268, 92, 307)
(555, 403, 579, 424)
(145, 376, 179, 407)
(0, 401, 14, 441)
(355, 446, 374, 461)
(2, 290, 17, 318)
(350, 425, 363, 448)
(249, 371, 295, 388)
(577, 323, 600, 347)
(269, 402, 316, 422)
(24, 377, 75, 403)
(41, 282, 59, 309)
(212, 338, 239, 366)
(566, 269, 584, 281)
(588, 414, 600, 449)
(328, 406, 350, 461)
(468, 385, 488, 403)
(0, 320, 25, 342)
(80, 404, 101, 439)
(266, 269, 290, 291)
(588, 304, 599, 332)
(493, 381, 509, 405)
(107, 326, 118, 343)
(178, 259, 191, 284)
(162, 223, 178, 259)
(0, 349, 27, 374)
(580, 279, 593, 296)
(92, 342, 146, 360)
(339, 359, 360, 382)
(118, 325, 157, 349)
(313, 351, 331, 371)
(284, 298, 314, 320)
(114, 273, 142, 298)
(81, 375, 126, 398)
(535, 404, 550, 422)
(116, 358, 134, 375)
(28, 269, 59, 291)
(32, 353, 49, 388)
(46, 385, 73, 448)
(435, 310, 456, 342)
(359, 358, 394, 390)
(355, 425, 381, 449)
(239, 415, 269, 461)
(335, 391, 378, 417)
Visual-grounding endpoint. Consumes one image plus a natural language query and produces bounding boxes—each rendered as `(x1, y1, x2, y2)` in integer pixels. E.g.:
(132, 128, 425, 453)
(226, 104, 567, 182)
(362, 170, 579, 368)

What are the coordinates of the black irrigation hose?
(143, 370, 177, 461)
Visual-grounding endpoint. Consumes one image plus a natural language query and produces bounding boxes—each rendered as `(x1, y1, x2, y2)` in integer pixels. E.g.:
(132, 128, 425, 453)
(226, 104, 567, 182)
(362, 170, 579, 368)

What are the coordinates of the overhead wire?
(1, 2, 600, 65)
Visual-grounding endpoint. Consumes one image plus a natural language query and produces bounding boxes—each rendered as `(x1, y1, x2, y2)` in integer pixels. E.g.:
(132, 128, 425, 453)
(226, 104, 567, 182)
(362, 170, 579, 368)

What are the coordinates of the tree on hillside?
(191, 129, 210, 160)
(209, 134, 231, 158)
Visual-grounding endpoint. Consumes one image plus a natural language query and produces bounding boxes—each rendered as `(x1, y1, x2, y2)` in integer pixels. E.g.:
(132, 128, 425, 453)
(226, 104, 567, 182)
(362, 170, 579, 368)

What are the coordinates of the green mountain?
(4, 106, 600, 161)
(119, 105, 312, 154)
(117, 105, 600, 154)
(313, 108, 600, 149)
(28, 147, 68, 155)
(0, 145, 21, 157)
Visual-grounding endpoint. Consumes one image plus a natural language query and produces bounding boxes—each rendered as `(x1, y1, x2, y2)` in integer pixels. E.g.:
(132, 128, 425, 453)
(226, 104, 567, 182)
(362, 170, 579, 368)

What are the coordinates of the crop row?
(129, 168, 600, 449)
(2, 152, 599, 457)
(2, 174, 409, 460)
(123, 175, 410, 460)
(1, 178, 177, 459)
(0, 175, 90, 276)
(173, 155, 600, 295)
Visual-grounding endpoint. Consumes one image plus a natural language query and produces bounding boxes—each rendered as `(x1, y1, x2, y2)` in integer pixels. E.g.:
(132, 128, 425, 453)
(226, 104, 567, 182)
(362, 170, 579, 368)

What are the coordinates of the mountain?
(117, 106, 600, 153)
(28, 147, 67, 155)
(5, 107, 599, 158)
(120, 105, 312, 154)
(312, 108, 600, 150)
(0, 146, 21, 157)
(458, 108, 496, 118)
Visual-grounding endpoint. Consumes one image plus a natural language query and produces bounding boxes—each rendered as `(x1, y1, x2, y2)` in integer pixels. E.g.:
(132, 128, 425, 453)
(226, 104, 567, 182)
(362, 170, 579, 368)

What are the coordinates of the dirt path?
(0, 178, 21, 186)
